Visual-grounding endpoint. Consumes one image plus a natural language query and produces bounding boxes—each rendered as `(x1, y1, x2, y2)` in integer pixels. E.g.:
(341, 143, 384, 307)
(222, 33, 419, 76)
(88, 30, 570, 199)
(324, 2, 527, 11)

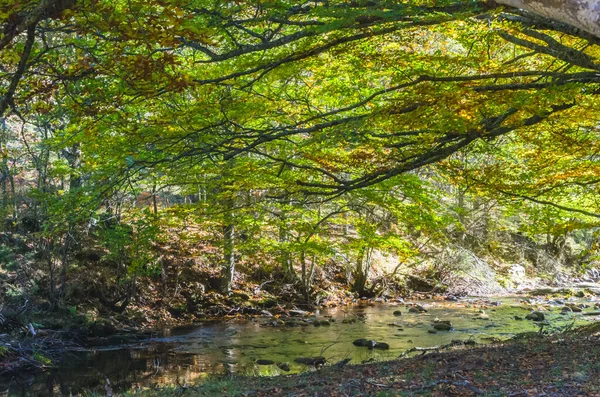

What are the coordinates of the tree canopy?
(1, 0, 600, 299)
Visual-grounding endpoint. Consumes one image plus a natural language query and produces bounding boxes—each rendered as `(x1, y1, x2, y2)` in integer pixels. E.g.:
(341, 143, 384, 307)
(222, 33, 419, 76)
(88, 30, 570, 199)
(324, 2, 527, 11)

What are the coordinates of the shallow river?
(2, 296, 599, 396)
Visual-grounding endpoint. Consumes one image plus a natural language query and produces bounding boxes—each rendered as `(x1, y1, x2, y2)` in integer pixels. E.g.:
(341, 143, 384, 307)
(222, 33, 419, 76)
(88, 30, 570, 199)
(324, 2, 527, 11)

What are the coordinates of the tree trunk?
(278, 199, 294, 279)
(353, 247, 373, 297)
(219, 158, 236, 295)
(497, 0, 600, 38)
(64, 143, 81, 191)
(220, 199, 235, 295)
(279, 224, 293, 278)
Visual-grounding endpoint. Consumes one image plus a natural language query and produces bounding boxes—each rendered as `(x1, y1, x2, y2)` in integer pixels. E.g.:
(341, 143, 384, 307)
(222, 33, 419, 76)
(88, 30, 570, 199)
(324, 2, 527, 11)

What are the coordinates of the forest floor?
(122, 325, 600, 397)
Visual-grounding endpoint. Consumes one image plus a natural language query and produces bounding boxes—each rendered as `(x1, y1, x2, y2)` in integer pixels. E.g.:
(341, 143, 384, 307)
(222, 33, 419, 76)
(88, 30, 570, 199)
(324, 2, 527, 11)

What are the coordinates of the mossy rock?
(433, 322, 452, 331)
(525, 311, 545, 321)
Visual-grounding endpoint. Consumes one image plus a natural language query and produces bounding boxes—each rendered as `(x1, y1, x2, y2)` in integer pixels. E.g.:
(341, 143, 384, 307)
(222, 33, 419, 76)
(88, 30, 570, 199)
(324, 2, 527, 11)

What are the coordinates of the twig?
(399, 340, 476, 358)
(420, 379, 484, 395)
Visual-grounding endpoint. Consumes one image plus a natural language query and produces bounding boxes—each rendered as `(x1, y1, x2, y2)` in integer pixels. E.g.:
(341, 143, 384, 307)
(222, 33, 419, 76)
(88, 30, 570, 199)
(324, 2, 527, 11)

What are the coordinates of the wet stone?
(277, 363, 290, 371)
(294, 356, 326, 366)
(433, 322, 452, 331)
(256, 359, 275, 365)
(525, 311, 545, 321)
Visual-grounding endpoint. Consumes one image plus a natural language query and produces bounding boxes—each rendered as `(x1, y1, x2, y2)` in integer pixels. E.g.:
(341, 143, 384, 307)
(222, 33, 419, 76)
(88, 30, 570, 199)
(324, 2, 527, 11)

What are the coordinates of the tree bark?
(220, 208, 235, 294)
(497, 0, 600, 39)
(219, 158, 236, 295)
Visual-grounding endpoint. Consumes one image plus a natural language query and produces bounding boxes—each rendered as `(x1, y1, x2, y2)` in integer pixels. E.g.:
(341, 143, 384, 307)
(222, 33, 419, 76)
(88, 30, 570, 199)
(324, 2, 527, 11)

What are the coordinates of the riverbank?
(114, 324, 600, 396)
(4, 293, 600, 395)
(0, 287, 590, 377)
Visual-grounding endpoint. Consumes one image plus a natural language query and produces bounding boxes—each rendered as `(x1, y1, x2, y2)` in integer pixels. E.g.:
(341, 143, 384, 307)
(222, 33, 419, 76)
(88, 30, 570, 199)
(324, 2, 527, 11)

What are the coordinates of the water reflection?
(1, 297, 597, 396)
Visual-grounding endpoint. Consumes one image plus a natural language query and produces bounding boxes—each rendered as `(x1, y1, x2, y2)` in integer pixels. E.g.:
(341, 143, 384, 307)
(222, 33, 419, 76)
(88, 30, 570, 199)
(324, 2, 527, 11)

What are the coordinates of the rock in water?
(256, 359, 275, 365)
(408, 305, 427, 313)
(393, 310, 402, 316)
(433, 322, 452, 331)
(277, 363, 290, 371)
(294, 356, 326, 366)
(525, 311, 545, 321)
(373, 342, 390, 350)
(354, 338, 388, 349)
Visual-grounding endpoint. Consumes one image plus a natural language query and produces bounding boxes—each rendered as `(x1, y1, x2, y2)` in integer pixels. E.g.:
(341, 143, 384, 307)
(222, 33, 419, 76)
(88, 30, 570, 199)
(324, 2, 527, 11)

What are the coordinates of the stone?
(353, 338, 370, 347)
(408, 304, 427, 313)
(373, 342, 390, 350)
(433, 322, 452, 331)
(277, 363, 290, 371)
(294, 356, 326, 366)
(256, 359, 275, 365)
(525, 311, 545, 321)
(393, 310, 402, 316)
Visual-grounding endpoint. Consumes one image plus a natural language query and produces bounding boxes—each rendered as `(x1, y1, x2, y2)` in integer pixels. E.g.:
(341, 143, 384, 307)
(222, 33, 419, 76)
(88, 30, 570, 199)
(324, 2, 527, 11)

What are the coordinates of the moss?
(32, 351, 52, 365)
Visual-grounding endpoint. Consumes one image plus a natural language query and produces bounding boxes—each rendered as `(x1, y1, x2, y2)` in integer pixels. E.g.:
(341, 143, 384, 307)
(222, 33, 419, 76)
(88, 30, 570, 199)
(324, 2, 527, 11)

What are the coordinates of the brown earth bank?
(145, 325, 600, 397)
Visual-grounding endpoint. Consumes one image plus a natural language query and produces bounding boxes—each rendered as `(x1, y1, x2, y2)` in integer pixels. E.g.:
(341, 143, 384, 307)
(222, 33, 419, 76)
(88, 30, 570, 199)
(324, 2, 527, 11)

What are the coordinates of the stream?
(2, 295, 600, 396)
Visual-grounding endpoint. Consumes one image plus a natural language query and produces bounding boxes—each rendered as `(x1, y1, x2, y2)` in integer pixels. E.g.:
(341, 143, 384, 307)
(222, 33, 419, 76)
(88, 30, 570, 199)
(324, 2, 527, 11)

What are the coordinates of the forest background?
(1, 0, 600, 331)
